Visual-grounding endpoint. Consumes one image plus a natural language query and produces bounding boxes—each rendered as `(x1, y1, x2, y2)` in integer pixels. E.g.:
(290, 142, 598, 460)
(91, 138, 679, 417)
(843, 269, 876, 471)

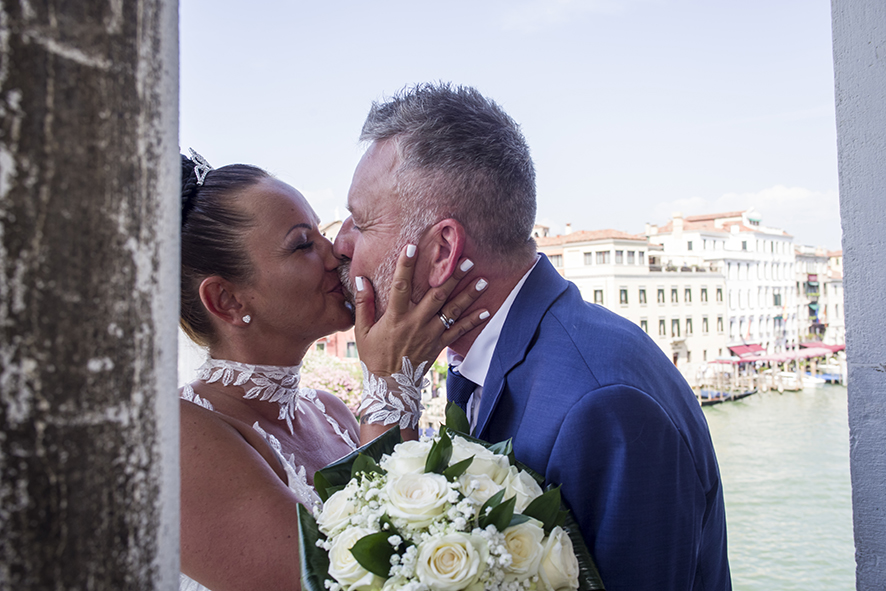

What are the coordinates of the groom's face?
(334, 140, 405, 315)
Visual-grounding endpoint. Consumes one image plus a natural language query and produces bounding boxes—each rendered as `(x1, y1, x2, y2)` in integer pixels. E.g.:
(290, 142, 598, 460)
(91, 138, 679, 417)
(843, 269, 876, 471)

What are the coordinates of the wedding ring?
(439, 312, 455, 330)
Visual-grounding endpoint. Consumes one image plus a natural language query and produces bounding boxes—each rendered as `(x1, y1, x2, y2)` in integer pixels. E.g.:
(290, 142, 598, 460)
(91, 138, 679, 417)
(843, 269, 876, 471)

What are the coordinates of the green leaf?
(522, 486, 562, 533)
(378, 515, 413, 552)
(480, 494, 517, 531)
(507, 513, 531, 528)
(351, 453, 385, 479)
(445, 401, 471, 435)
(379, 514, 399, 537)
(424, 429, 453, 474)
(350, 530, 398, 578)
(442, 455, 474, 481)
(487, 439, 515, 465)
(297, 504, 330, 591)
(315, 427, 402, 500)
(312, 470, 334, 503)
(478, 489, 506, 524)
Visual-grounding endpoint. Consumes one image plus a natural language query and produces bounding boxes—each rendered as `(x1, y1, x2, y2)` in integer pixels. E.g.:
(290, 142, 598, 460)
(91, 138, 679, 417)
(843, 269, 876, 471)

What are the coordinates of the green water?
(703, 385, 854, 589)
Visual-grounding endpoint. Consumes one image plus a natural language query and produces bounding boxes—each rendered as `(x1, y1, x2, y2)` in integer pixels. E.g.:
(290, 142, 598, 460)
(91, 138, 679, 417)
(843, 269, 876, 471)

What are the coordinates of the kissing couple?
(179, 83, 731, 591)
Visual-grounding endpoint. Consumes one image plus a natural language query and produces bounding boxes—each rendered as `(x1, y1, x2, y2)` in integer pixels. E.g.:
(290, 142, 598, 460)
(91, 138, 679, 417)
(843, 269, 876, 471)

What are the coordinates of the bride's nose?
(318, 236, 340, 271)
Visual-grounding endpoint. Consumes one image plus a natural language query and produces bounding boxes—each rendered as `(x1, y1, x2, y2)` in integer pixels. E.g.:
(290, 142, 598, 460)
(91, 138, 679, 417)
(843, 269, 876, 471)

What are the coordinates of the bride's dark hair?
(180, 153, 270, 347)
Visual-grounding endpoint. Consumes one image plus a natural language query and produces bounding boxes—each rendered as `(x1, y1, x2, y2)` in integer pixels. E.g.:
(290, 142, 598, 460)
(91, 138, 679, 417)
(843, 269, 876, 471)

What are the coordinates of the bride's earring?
(242, 315, 252, 324)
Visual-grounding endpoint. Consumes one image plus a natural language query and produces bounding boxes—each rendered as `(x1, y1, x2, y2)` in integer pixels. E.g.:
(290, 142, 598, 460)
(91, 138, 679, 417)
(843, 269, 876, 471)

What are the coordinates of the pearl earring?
(243, 315, 252, 324)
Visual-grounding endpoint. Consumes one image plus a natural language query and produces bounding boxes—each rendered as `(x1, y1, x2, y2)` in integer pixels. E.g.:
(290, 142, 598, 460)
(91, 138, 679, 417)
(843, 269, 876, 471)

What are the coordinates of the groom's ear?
(425, 218, 466, 288)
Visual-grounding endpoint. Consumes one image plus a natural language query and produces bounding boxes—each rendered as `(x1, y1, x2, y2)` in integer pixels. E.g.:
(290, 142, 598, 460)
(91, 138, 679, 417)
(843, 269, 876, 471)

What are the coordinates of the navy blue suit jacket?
(470, 255, 731, 591)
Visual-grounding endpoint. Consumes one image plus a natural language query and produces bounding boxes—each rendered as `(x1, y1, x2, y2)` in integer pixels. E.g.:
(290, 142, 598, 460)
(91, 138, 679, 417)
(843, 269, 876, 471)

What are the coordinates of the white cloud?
(654, 185, 842, 249)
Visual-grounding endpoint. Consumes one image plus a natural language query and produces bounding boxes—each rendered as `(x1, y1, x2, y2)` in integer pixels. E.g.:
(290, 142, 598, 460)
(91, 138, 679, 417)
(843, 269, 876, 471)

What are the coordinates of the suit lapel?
(474, 255, 569, 438)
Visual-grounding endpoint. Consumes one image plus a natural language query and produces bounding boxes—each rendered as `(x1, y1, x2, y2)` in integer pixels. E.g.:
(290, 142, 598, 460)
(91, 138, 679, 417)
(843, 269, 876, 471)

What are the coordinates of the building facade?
(646, 209, 798, 353)
(823, 250, 845, 346)
(795, 245, 830, 343)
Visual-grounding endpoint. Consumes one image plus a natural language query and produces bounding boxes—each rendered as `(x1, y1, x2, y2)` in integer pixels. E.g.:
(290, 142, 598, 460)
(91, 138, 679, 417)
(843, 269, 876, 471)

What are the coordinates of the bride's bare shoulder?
(314, 389, 359, 429)
(179, 395, 289, 482)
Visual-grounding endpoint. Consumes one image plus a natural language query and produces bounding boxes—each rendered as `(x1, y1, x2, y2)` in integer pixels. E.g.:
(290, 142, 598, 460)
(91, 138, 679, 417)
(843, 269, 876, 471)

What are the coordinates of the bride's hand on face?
(352, 244, 490, 378)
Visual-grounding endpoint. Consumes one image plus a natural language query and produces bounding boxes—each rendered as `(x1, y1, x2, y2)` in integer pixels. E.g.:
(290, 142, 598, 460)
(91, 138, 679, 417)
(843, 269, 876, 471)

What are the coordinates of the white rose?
(384, 472, 451, 527)
(317, 481, 359, 535)
(458, 473, 504, 509)
(381, 440, 433, 475)
(415, 533, 489, 591)
(501, 466, 544, 512)
(538, 526, 580, 591)
(450, 436, 511, 484)
(328, 526, 386, 591)
(502, 520, 545, 581)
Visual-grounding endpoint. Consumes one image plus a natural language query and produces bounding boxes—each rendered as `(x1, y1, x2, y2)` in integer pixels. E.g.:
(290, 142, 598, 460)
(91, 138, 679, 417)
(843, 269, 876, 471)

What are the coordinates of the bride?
(178, 151, 490, 591)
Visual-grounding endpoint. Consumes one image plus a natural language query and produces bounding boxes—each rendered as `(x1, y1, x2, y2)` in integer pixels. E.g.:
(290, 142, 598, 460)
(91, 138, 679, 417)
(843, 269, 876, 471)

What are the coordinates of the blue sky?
(180, 0, 840, 250)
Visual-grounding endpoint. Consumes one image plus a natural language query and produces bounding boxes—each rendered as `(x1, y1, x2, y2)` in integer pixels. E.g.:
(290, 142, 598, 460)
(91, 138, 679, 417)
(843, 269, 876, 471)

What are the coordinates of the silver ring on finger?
(439, 312, 455, 330)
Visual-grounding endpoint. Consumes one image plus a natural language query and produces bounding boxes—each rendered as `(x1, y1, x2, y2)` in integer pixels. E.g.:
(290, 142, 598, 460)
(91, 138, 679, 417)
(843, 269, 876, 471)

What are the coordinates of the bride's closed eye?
(289, 240, 314, 254)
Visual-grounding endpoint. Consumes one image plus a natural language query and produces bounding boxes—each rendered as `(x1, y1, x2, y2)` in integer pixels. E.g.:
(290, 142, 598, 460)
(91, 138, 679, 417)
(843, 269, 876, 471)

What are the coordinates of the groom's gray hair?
(360, 82, 537, 266)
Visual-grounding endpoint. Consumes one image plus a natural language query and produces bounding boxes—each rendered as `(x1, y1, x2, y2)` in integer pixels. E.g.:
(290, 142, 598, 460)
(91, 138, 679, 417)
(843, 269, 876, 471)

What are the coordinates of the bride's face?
(237, 178, 353, 350)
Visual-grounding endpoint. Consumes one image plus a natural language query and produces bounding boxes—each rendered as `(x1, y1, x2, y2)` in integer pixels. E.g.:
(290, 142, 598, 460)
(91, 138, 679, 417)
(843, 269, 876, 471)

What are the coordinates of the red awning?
(728, 344, 765, 357)
(799, 342, 845, 353)
(754, 347, 838, 363)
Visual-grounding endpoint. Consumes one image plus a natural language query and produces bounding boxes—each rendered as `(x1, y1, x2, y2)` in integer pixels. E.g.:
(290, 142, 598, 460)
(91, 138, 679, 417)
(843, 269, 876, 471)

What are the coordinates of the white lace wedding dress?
(179, 359, 357, 591)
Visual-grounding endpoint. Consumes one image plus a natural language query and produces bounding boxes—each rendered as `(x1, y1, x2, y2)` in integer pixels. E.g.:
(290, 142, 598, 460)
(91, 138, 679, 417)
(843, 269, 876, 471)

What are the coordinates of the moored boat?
(695, 388, 757, 407)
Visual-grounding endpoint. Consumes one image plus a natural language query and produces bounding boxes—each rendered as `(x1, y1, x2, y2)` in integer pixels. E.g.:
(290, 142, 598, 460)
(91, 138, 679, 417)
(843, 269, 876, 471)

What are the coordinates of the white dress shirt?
(448, 256, 539, 430)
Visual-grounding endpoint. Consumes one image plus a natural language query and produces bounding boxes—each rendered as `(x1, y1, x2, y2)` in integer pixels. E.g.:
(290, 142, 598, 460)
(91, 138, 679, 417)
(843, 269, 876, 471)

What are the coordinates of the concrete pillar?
(0, 1, 179, 588)
(832, 1, 886, 588)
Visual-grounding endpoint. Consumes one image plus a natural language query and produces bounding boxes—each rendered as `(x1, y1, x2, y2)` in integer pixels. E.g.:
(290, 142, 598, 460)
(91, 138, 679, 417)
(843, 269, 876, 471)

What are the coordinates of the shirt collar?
(448, 255, 540, 387)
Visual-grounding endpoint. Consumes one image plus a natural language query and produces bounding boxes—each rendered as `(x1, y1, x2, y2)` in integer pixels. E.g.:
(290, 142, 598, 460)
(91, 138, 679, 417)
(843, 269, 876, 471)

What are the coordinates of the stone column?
(0, 1, 179, 588)
(832, 0, 886, 589)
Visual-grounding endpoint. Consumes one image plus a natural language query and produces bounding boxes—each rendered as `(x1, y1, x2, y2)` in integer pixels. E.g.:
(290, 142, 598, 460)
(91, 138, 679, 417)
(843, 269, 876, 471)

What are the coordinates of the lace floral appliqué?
(251, 421, 320, 508)
(195, 358, 356, 450)
(358, 357, 427, 429)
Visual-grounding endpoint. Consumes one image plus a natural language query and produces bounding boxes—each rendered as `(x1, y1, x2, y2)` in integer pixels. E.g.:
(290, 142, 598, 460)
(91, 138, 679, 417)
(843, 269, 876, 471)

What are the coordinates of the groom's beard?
(338, 250, 399, 321)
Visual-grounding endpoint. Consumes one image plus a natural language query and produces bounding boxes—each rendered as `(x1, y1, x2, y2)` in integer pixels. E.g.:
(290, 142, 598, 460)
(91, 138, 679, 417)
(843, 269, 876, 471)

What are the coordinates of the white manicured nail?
(406, 244, 417, 258)
(355, 276, 365, 291)
(460, 259, 474, 272)
(479, 311, 490, 320)
(475, 278, 488, 291)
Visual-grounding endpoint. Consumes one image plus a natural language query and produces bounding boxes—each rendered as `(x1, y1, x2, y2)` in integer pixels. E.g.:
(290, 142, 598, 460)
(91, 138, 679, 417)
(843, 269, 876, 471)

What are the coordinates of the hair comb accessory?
(188, 148, 213, 186)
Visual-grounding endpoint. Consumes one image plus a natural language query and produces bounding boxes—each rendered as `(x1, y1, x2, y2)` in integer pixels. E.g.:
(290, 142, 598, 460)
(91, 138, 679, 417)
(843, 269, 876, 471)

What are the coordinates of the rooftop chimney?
(672, 212, 684, 237)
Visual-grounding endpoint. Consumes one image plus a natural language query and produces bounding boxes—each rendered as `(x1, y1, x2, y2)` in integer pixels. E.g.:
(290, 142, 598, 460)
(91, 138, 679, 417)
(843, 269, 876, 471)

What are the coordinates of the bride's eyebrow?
(284, 223, 312, 240)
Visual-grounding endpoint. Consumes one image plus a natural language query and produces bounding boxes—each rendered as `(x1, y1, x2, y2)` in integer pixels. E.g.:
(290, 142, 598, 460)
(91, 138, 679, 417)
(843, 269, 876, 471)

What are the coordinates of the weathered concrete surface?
(832, 0, 886, 588)
(0, 0, 179, 588)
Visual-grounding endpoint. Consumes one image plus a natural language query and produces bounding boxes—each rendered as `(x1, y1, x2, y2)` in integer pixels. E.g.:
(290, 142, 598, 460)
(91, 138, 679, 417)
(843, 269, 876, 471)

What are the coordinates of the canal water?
(703, 384, 854, 589)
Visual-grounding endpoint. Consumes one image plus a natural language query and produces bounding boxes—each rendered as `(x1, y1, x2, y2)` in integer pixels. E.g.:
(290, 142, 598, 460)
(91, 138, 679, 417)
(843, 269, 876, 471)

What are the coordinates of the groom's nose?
(333, 216, 355, 259)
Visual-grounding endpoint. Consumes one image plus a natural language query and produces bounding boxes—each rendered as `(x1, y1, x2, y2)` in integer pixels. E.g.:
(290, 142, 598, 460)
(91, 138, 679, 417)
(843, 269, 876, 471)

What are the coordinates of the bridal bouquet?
(297, 408, 605, 591)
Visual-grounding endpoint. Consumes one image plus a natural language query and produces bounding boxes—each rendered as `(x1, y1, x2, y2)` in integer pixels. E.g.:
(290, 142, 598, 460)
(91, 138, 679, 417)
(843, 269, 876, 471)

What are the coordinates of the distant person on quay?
(333, 82, 732, 590)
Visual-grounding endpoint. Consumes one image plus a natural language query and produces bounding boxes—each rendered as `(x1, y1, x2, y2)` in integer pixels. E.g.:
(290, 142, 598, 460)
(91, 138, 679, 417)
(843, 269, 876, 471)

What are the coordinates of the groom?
(334, 83, 731, 591)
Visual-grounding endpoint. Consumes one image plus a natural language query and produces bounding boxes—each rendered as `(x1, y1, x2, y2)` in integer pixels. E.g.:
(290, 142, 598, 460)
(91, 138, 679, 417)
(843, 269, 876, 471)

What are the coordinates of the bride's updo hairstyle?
(180, 153, 270, 347)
